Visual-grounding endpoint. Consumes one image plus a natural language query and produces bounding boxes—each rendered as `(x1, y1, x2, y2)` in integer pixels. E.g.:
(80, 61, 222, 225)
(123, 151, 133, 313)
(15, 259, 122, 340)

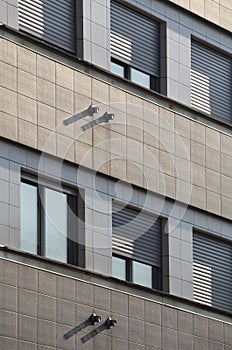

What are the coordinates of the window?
(112, 255, 126, 280)
(110, 59, 125, 78)
(18, 0, 76, 53)
(110, 1, 160, 92)
(112, 202, 162, 290)
(191, 40, 232, 123)
(20, 173, 85, 267)
(193, 231, 232, 312)
(110, 58, 158, 90)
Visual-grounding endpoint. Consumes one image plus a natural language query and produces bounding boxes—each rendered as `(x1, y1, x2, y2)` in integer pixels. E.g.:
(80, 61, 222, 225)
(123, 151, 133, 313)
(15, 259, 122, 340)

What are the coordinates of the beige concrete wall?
(1, 258, 232, 350)
(168, 0, 232, 32)
(1, 38, 232, 220)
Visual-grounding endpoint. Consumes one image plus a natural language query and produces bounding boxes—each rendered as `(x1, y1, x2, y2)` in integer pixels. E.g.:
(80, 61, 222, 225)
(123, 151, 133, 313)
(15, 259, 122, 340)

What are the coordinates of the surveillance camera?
(89, 105, 99, 115)
(90, 313, 101, 325)
(106, 317, 117, 328)
(106, 112, 114, 121)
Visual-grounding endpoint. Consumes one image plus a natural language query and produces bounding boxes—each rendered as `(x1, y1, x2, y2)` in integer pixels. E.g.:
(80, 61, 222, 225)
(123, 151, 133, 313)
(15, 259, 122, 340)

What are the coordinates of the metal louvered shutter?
(18, 0, 76, 54)
(191, 40, 232, 123)
(110, 0, 160, 77)
(112, 203, 162, 267)
(193, 232, 232, 313)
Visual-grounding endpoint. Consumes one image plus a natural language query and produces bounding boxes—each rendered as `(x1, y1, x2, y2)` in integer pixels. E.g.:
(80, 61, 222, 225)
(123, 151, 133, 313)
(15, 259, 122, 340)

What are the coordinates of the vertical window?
(132, 261, 152, 288)
(112, 256, 126, 280)
(191, 40, 232, 122)
(110, 0, 160, 91)
(44, 188, 68, 263)
(20, 174, 84, 267)
(21, 182, 38, 254)
(112, 202, 162, 290)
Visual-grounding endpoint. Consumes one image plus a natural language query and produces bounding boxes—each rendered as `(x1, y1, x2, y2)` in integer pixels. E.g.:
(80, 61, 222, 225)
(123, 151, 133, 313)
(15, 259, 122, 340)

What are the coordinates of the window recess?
(112, 202, 162, 290)
(20, 173, 85, 267)
(191, 40, 232, 123)
(18, 0, 76, 53)
(193, 231, 232, 313)
(110, 0, 160, 91)
(110, 58, 159, 90)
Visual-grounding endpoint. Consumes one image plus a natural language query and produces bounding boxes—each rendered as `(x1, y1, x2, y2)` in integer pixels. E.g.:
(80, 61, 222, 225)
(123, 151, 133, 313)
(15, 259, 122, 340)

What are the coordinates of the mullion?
(125, 65, 130, 80)
(38, 184, 45, 257)
(67, 194, 78, 265)
(126, 258, 132, 282)
(150, 75, 159, 92)
(152, 266, 161, 290)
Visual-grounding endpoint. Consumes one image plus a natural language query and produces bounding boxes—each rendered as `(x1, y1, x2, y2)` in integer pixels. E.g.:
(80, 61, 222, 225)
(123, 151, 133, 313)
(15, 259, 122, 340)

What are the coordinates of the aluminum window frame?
(111, 56, 159, 92)
(20, 172, 85, 267)
(112, 201, 163, 290)
(112, 253, 161, 290)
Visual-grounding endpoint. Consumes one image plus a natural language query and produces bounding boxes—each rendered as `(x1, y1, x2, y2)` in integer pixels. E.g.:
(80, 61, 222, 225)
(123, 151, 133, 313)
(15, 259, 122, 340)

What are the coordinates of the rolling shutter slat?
(18, 0, 76, 53)
(193, 232, 232, 313)
(110, 1, 160, 77)
(112, 203, 162, 267)
(191, 40, 232, 122)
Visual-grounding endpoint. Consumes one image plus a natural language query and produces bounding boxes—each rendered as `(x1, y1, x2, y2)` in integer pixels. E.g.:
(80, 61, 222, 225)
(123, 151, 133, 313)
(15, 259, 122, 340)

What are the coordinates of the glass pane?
(45, 188, 67, 263)
(112, 256, 126, 280)
(111, 61, 125, 78)
(21, 182, 38, 254)
(131, 68, 150, 89)
(132, 261, 152, 288)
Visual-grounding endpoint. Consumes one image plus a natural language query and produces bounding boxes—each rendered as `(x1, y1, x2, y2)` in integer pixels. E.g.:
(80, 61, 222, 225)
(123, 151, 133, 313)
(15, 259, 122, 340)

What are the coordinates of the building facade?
(0, 0, 232, 349)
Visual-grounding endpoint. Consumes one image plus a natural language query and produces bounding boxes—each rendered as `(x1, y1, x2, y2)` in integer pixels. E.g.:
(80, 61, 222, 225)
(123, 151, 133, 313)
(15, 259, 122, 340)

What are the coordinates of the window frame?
(193, 228, 232, 312)
(21, 172, 85, 267)
(191, 38, 232, 122)
(112, 201, 163, 290)
(112, 253, 162, 290)
(111, 57, 159, 92)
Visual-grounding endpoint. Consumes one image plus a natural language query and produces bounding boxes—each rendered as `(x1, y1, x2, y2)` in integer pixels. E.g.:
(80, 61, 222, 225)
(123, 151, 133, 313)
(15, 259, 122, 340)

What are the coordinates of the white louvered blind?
(191, 40, 232, 123)
(112, 202, 162, 267)
(193, 232, 232, 313)
(18, 0, 76, 53)
(110, 0, 160, 77)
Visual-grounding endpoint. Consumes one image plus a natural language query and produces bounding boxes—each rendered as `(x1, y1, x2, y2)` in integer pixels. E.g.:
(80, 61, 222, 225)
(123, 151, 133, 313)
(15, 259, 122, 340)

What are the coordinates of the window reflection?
(21, 182, 38, 254)
(20, 175, 81, 266)
(45, 188, 67, 263)
(131, 68, 150, 89)
(110, 60, 125, 78)
(112, 256, 126, 280)
(132, 261, 152, 288)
